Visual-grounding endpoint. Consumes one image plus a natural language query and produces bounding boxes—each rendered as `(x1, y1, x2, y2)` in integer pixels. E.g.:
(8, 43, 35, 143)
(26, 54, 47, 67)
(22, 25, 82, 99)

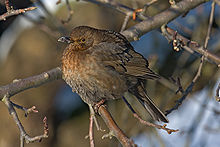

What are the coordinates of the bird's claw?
(102, 130, 114, 139)
(94, 99, 105, 113)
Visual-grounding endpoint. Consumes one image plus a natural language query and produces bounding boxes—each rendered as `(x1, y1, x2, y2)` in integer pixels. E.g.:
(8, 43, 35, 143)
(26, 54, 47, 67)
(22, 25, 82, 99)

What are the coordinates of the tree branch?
(122, 0, 209, 41)
(61, 0, 74, 24)
(2, 95, 48, 147)
(0, 67, 62, 100)
(0, 0, 214, 146)
(165, 1, 216, 115)
(84, 0, 219, 65)
(161, 26, 220, 65)
(0, 0, 36, 21)
(1, 0, 211, 101)
(98, 105, 136, 147)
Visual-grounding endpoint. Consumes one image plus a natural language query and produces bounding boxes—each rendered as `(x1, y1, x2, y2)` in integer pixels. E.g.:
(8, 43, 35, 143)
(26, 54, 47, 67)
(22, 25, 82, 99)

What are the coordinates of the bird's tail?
(130, 83, 169, 123)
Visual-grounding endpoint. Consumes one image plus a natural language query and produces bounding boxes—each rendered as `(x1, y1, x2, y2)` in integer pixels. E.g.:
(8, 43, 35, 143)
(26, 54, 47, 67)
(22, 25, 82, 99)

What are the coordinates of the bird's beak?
(58, 36, 73, 44)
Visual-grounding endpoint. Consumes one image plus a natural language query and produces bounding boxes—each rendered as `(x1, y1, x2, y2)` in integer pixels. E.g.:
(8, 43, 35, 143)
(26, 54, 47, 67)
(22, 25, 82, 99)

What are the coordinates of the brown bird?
(59, 26, 168, 123)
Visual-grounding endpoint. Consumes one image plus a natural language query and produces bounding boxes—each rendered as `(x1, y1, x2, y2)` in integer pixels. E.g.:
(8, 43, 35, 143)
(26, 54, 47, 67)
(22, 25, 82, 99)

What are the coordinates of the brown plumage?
(59, 26, 168, 123)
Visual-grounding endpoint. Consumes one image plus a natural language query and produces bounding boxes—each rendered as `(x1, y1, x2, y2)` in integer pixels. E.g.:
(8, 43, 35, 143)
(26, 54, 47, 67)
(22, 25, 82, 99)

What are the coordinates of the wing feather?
(91, 42, 160, 79)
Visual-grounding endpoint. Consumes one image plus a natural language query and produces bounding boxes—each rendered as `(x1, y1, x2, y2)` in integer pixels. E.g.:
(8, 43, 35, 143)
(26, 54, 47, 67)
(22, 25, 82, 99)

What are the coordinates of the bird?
(59, 26, 169, 123)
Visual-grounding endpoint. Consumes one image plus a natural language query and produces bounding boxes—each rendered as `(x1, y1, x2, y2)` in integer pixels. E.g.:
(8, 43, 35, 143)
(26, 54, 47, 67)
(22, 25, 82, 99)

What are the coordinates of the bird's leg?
(94, 99, 106, 113)
(102, 130, 114, 140)
(89, 104, 105, 132)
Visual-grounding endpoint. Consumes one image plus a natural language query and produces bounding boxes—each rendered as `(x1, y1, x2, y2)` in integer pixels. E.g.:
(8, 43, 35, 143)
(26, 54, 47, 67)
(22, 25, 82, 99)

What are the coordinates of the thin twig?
(11, 102, 38, 117)
(122, 97, 178, 134)
(89, 114, 95, 147)
(0, 7, 37, 21)
(133, 0, 157, 20)
(161, 25, 220, 65)
(215, 83, 220, 102)
(165, 83, 193, 115)
(5, 0, 11, 12)
(1, 0, 36, 21)
(204, 1, 215, 49)
(133, 114, 178, 134)
(192, 56, 204, 82)
(61, 0, 74, 24)
(165, 35, 205, 115)
(132, 8, 143, 20)
(120, 14, 131, 32)
(2, 95, 48, 147)
(146, 0, 158, 6)
(175, 77, 184, 94)
(132, 0, 158, 21)
(165, 1, 216, 115)
(88, 105, 95, 147)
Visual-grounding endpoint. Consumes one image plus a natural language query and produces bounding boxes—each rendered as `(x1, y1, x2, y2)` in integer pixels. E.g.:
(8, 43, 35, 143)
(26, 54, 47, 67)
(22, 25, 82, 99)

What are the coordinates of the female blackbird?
(59, 26, 168, 123)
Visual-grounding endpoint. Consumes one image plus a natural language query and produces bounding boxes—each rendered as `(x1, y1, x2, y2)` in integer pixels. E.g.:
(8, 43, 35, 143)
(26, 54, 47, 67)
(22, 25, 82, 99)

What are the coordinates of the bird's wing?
(90, 42, 160, 79)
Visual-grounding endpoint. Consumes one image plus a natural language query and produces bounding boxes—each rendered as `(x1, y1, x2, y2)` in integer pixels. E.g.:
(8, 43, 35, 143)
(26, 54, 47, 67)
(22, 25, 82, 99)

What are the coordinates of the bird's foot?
(102, 130, 114, 139)
(94, 99, 106, 113)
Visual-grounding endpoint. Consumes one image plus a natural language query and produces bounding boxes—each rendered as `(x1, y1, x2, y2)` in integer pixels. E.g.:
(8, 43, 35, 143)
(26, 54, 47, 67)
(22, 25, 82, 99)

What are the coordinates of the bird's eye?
(81, 38, 85, 42)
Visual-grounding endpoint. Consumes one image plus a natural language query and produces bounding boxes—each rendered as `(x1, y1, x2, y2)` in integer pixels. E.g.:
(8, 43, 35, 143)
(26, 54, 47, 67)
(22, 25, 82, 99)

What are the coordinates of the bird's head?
(58, 26, 96, 51)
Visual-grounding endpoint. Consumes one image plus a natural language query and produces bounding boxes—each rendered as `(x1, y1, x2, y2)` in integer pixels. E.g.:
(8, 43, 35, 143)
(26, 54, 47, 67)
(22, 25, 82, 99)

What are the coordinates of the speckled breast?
(62, 51, 127, 105)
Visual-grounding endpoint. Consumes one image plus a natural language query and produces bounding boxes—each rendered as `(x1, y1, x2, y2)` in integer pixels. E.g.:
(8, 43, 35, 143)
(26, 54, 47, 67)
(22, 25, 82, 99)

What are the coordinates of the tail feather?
(136, 93, 169, 123)
(130, 83, 169, 123)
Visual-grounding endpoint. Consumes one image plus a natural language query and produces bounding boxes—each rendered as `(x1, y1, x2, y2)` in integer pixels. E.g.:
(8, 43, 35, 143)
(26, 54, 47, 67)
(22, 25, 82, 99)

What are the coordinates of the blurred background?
(0, 0, 219, 147)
